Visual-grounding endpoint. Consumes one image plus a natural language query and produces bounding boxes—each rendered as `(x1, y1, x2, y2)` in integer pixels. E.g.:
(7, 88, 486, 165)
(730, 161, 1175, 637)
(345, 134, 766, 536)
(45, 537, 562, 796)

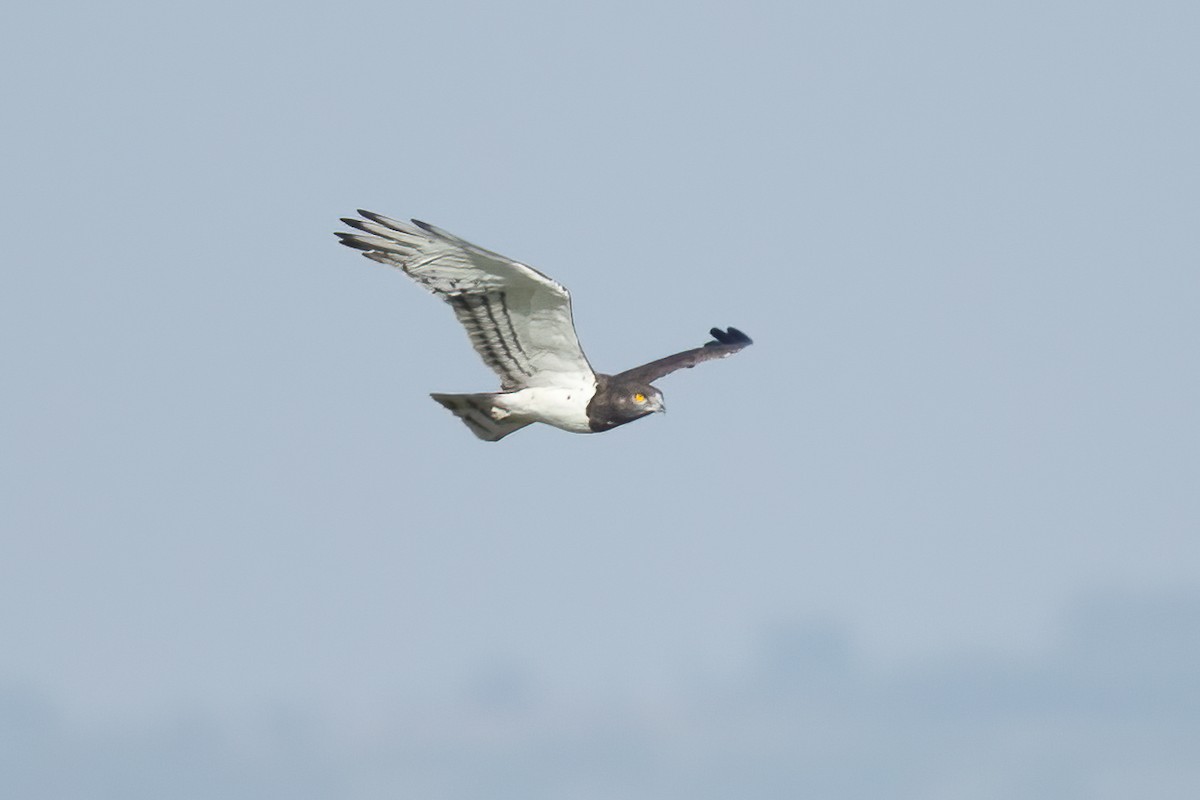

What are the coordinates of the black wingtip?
(335, 231, 374, 251)
(707, 327, 753, 346)
(357, 209, 394, 226)
(727, 326, 752, 345)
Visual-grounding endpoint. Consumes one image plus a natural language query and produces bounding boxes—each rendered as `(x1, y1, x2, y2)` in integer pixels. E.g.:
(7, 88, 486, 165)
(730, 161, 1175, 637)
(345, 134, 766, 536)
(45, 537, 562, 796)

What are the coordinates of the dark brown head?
(586, 375, 665, 432)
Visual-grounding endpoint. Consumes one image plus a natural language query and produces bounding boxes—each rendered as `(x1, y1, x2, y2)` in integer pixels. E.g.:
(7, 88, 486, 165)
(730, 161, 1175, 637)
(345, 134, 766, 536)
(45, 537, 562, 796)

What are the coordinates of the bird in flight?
(336, 210, 752, 441)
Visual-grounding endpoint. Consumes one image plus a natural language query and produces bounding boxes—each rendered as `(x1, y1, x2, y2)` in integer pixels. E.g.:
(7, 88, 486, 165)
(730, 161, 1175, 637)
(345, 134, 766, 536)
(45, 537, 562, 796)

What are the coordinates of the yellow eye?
(634, 393, 646, 403)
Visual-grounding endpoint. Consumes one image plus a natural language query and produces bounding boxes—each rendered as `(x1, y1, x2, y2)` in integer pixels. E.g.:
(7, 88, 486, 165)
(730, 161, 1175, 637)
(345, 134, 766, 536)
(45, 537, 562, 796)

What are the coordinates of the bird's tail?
(429, 393, 533, 442)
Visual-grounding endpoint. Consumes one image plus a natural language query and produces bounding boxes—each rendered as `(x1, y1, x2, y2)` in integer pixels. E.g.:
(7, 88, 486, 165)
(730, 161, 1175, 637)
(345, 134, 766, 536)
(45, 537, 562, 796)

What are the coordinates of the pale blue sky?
(2, 1, 1197, 796)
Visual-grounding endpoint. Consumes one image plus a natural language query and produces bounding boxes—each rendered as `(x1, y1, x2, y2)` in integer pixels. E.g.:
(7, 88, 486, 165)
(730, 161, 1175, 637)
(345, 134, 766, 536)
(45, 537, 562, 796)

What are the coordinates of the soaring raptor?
(336, 211, 753, 441)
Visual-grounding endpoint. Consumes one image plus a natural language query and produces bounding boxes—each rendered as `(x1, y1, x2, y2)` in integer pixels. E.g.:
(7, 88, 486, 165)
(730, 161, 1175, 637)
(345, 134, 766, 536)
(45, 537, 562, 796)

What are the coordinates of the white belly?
(494, 382, 595, 434)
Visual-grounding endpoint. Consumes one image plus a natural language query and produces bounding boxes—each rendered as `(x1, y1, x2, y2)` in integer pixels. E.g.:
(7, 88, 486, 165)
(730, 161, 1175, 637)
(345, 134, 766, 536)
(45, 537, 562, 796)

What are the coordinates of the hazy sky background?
(2, 1, 1197, 797)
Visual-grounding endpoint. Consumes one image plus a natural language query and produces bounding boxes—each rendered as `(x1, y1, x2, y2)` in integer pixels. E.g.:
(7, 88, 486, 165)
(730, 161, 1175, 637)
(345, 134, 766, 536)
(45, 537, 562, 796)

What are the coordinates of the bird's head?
(619, 382, 666, 417)
(586, 377, 666, 432)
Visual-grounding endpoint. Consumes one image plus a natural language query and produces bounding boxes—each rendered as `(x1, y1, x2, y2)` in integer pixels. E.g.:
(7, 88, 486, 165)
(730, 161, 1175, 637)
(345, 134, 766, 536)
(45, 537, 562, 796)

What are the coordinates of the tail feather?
(430, 393, 533, 442)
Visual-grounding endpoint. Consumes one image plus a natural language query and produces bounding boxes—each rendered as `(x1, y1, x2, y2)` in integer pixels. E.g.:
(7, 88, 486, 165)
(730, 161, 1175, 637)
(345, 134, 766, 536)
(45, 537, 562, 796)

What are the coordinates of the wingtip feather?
(335, 232, 375, 251)
(356, 209, 419, 234)
(727, 326, 752, 345)
(707, 327, 753, 347)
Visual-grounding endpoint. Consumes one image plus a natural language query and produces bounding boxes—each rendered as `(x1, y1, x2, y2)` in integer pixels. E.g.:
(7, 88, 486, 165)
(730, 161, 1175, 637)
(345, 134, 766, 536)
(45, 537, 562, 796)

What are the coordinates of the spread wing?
(336, 210, 595, 390)
(612, 327, 753, 384)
